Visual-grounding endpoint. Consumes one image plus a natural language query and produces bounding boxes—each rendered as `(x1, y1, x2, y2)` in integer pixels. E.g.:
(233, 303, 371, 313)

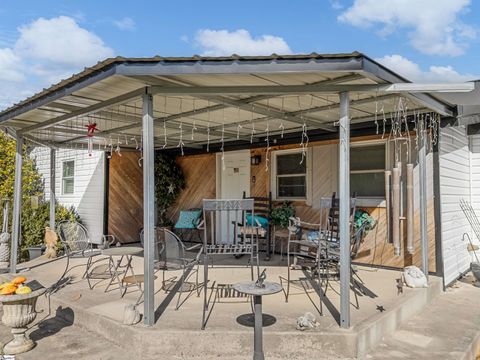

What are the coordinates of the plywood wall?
(167, 153, 217, 221)
(108, 151, 143, 243)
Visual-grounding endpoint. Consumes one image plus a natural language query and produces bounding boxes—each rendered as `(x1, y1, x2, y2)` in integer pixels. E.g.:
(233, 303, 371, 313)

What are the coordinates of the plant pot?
(0, 288, 45, 354)
(27, 246, 43, 261)
(471, 262, 480, 287)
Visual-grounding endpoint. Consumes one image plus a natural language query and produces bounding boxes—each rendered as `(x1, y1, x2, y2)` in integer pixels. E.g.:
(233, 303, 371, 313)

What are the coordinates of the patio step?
(47, 276, 444, 359)
(366, 275, 480, 360)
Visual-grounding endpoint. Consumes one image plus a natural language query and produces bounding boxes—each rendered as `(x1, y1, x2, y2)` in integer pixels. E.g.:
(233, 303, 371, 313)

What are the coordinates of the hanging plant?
(154, 153, 185, 226)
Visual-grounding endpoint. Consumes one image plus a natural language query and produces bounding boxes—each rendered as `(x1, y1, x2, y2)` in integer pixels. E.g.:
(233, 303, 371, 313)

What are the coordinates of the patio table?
(102, 246, 143, 296)
(233, 281, 282, 360)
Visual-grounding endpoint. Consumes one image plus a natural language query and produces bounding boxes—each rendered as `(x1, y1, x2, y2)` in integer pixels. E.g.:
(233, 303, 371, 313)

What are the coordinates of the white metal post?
(10, 137, 23, 273)
(418, 121, 429, 280)
(339, 92, 351, 328)
(50, 148, 56, 230)
(142, 91, 155, 325)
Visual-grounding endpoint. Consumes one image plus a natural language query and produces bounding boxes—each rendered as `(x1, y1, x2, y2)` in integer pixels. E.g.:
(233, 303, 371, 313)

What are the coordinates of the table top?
(233, 281, 283, 296)
(102, 246, 143, 257)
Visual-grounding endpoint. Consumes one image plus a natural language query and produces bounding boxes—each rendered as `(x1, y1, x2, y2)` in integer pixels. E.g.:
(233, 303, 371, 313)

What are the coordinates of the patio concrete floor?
(0, 252, 445, 359)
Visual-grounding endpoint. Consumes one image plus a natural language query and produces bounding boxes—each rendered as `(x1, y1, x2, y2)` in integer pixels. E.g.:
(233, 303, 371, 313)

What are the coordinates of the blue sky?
(0, 0, 479, 109)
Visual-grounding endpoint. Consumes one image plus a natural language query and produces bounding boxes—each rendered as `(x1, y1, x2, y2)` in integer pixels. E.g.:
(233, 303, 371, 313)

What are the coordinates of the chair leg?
(202, 254, 209, 330)
(175, 267, 187, 310)
(195, 261, 201, 297)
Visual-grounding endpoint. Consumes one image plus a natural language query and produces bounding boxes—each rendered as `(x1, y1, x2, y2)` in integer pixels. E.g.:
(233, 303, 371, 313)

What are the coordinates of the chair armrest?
(185, 243, 202, 252)
(196, 219, 205, 230)
(102, 235, 116, 249)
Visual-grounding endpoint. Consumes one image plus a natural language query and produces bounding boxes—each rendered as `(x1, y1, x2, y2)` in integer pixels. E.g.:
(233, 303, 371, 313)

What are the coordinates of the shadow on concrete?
(30, 306, 74, 342)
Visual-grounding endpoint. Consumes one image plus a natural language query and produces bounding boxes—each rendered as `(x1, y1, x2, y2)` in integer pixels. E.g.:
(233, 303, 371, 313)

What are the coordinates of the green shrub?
(20, 201, 81, 255)
(270, 201, 295, 228)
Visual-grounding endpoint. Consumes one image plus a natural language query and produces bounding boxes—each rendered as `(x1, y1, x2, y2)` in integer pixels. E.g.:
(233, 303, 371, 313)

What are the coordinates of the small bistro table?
(102, 246, 144, 296)
(233, 281, 282, 360)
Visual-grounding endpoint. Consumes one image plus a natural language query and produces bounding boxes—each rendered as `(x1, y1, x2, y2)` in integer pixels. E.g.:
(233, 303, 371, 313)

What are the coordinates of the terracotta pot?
(0, 288, 45, 354)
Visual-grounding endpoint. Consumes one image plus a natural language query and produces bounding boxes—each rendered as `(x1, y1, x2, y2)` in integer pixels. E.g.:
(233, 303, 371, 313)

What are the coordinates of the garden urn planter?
(0, 288, 45, 354)
(471, 262, 480, 287)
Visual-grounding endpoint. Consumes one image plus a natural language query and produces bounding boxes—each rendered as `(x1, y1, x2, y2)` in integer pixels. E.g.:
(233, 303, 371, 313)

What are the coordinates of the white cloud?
(15, 16, 113, 67)
(376, 54, 476, 82)
(113, 17, 136, 31)
(0, 16, 114, 110)
(194, 29, 292, 56)
(0, 48, 24, 82)
(339, 0, 476, 56)
(329, 0, 344, 10)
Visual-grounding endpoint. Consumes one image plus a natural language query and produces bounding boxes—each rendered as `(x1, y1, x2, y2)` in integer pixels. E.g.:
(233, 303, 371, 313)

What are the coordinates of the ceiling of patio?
(0, 53, 455, 150)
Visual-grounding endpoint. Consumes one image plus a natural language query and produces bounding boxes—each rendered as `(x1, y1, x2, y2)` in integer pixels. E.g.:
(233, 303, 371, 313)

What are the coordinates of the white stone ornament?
(403, 265, 428, 288)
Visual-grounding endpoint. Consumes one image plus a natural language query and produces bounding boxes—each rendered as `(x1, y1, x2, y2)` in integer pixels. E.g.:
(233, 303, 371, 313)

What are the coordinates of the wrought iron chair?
(56, 220, 115, 289)
(280, 216, 323, 313)
(160, 229, 203, 310)
(201, 199, 259, 329)
(241, 191, 273, 260)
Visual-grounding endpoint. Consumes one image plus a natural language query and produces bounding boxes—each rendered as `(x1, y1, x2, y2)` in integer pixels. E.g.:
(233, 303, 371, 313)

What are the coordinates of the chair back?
(57, 221, 90, 254)
(162, 228, 186, 270)
(242, 191, 272, 220)
(202, 199, 255, 249)
(139, 227, 165, 262)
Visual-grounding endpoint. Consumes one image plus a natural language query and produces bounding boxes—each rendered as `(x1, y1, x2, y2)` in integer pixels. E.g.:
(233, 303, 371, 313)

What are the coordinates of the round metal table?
(102, 246, 143, 296)
(233, 281, 282, 360)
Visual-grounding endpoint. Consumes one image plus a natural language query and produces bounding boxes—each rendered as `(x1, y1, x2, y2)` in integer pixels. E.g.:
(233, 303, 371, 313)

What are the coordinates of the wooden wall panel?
(108, 152, 143, 243)
(167, 153, 216, 221)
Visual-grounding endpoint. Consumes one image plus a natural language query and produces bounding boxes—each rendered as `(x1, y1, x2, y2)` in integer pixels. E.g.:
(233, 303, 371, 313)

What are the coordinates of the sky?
(0, 0, 479, 109)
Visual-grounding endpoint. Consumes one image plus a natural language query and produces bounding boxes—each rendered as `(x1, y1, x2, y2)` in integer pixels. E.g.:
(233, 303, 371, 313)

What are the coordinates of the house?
(0, 52, 477, 326)
(30, 148, 106, 244)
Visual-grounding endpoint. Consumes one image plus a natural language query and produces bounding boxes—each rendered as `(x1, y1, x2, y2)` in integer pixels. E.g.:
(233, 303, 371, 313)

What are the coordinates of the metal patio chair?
(280, 216, 324, 314)
(56, 220, 115, 289)
(159, 229, 203, 310)
(201, 199, 259, 329)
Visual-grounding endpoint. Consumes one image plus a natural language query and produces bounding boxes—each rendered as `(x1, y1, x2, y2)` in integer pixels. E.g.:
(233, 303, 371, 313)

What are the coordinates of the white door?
(216, 150, 250, 244)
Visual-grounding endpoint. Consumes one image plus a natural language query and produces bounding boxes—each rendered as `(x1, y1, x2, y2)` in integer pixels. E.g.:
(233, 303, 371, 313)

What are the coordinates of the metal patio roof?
(0, 52, 459, 150)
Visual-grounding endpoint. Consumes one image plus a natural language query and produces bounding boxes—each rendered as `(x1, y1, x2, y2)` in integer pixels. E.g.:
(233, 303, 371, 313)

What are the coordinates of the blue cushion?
(246, 214, 269, 228)
(307, 231, 320, 242)
(175, 210, 202, 229)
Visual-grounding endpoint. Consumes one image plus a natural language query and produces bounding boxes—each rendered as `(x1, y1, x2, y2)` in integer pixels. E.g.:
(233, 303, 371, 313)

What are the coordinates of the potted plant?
(270, 201, 295, 229)
(270, 202, 295, 255)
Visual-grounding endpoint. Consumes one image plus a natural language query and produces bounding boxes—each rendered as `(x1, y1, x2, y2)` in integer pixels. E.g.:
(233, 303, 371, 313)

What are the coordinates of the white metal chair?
(56, 220, 115, 289)
(201, 199, 259, 329)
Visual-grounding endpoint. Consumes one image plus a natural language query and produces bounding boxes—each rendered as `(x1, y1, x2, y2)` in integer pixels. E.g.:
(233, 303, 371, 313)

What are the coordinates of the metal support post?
(339, 92, 351, 328)
(418, 121, 429, 280)
(10, 137, 23, 273)
(49, 148, 56, 229)
(142, 91, 155, 325)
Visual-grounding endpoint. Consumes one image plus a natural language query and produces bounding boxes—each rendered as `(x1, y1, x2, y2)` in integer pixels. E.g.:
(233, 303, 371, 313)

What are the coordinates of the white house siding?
(468, 134, 480, 261)
(438, 125, 472, 286)
(31, 148, 105, 244)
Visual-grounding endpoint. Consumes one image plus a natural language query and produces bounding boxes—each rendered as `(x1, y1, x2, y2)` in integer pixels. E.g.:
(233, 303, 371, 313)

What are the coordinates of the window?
(350, 143, 386, 198)
(62, 160, 75, 195)
(274, 150, 308, 199)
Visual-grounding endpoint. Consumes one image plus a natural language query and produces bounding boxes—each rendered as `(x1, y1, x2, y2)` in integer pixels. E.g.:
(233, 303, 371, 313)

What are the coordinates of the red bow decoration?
(85, 122, 99, 137)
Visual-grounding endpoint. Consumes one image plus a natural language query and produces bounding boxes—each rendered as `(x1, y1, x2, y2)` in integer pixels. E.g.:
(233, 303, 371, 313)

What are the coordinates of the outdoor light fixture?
(251, 155, 261, 165)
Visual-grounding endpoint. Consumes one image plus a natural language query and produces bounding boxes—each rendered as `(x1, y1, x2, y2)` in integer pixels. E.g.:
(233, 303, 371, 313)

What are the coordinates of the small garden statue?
(44, 226, 57, 259)
(0, 199, 10, 269)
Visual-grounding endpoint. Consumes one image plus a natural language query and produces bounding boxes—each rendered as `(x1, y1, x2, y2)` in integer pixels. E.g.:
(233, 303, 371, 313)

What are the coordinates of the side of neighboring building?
(31, 148, 105, 244)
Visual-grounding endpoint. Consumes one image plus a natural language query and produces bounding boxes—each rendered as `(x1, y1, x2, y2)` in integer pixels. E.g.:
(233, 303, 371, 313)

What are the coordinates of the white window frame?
(271, 148, 312, 202)
(350, 139, 389, 201)
(62, 159, 75, 195)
